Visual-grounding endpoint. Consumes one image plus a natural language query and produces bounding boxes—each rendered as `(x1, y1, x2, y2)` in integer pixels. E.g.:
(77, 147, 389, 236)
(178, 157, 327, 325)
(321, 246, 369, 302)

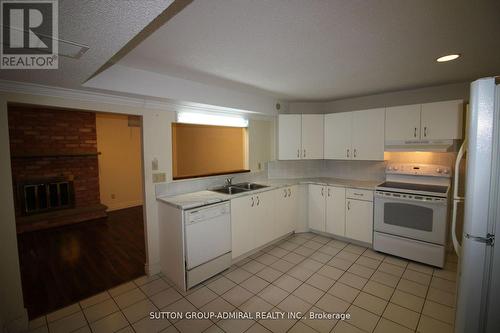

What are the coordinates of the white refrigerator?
(453, 77, 500, 333)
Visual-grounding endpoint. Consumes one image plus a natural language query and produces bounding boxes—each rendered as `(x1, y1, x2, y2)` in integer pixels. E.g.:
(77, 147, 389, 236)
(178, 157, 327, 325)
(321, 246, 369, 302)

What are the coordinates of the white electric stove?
(373, 163, 452, 267)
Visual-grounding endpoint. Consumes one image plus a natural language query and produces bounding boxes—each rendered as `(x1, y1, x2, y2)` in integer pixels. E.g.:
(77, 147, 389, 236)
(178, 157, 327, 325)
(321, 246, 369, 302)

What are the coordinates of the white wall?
(0, 101, 26, 333)
(85, 65, 281, 116)
(286, 81, 470, 114)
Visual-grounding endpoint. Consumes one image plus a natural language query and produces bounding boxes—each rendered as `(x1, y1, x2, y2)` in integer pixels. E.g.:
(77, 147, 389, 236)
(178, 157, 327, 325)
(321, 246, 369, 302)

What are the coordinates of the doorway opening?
(8, 104, 146, 319)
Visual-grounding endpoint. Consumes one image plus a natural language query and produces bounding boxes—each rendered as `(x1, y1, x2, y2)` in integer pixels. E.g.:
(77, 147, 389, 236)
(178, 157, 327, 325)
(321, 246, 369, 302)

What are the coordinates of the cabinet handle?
(288, 188, 291, 197)
(327, 188, 331, 197)
(303, 149, 306, 158)
(321, 187, 324, 196)
(353, 149, 357, 158)
(353, 192, 363, 197)
(297, 149, 300, 158)
(346, 148, 350, 158)
(414, 127, 417, 138)
(283, 189, 287, 197)
(347, 200, 351, 210)
(251, 197, 254, 207)
(424, 126, 427, 137)
(256, 196, 260, 206)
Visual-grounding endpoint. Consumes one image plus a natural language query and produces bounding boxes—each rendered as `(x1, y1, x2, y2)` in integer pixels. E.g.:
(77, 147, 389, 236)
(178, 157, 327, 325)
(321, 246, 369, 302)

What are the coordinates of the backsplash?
(155, 170, 268, 197)
(157, 152, 457, 197)
(267, 159, 386, 180)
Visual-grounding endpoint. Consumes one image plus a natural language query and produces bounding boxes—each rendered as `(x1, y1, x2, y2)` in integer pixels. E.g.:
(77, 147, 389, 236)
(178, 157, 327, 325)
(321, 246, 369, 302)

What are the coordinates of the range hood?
(385, 139, 460, 152)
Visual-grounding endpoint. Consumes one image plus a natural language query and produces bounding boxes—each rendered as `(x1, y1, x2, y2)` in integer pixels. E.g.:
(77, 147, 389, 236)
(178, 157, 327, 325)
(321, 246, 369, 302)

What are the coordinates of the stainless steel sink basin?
(210, 182, 269, 194)
(233, 182, 269, 190)
(211, 186, 250, 195)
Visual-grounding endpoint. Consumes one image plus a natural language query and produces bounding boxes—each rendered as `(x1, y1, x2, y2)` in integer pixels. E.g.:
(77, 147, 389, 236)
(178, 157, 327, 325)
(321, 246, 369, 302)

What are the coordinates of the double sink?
(211, 182, 269, 195)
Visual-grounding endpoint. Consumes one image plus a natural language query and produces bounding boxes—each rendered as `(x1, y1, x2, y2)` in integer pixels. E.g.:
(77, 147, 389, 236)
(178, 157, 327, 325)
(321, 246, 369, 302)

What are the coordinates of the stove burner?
(377, 181, 448, 194)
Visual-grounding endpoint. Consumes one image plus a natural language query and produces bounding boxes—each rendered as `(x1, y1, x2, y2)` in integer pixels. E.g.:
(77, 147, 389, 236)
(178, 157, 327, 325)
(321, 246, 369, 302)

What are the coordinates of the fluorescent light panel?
(177, 112, 249, 127)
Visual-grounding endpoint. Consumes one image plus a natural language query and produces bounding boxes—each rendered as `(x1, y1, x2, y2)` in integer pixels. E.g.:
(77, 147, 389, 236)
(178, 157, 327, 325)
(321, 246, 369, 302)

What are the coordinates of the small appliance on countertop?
(373, 163, 452, 267)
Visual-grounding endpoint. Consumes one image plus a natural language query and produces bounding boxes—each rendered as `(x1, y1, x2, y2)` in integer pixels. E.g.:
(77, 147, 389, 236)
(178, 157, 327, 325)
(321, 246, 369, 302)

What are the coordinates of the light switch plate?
(152, 173, 166, 183)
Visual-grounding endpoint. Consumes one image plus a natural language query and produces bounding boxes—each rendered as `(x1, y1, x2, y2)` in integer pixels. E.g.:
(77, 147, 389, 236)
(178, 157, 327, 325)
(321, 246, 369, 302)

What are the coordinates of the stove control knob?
(436, 168, 442, 173)
(393, 166, 399, 171)
(387, 166, 393, 171)
(443, 169, 450, 174)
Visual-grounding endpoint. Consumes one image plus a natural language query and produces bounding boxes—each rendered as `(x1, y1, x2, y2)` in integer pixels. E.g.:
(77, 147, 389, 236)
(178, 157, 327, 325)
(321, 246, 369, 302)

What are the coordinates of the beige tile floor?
(28, 232, 458, 333)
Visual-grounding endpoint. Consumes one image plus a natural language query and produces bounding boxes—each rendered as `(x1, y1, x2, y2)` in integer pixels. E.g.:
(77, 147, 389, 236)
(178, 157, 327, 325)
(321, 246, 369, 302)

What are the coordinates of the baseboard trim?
(145, 261, 161, 276)
(4, 308, 28, 333)
(105, 201, 143, 212)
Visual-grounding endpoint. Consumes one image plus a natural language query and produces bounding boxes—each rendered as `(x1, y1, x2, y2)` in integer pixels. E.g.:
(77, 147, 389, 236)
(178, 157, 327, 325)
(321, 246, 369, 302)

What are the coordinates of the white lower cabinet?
(275, 186, 298, 237)
(308, 184, 373, 244)
(231, 188, 290, 259)
(326, 187, 346, 236)
(345, 198, 373, 244)
(308, 184, 326, 232)
(254, 191, 276, 248)
(231, 195, 256, 259)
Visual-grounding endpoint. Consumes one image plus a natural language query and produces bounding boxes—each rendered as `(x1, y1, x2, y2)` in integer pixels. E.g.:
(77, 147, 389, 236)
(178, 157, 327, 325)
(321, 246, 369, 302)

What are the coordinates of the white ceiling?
(0, 0, 174, 89)
(120, 0, 500, 101)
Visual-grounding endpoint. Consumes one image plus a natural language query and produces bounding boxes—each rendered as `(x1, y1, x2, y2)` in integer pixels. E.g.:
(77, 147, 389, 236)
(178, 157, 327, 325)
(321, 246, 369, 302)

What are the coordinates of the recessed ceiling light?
(436, 54, 460, 62)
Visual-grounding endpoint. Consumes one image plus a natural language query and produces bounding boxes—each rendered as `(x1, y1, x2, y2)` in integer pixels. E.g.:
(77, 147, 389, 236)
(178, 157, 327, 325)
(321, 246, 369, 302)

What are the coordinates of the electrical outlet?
(153, 173, 166, 183)
(152, 158, 158, 171)
(258, 162, 262, 170)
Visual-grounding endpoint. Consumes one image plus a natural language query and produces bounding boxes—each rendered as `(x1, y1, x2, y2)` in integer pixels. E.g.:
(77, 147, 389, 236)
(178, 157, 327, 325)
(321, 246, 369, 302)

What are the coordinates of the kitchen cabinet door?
(231, 196, 255, 259)
(351, 108, 385, 161)
(385, 104, 421, 141)
(345, 199, 373, 244)
(301, 115, 324, 159)
(254, 191, 276, 248)
(324, 112, 352, 159)
(278, 114, 301, 160)
(325, 186, 346, 236)
(275, 187, 297, 238)
(308, 184, 326, 232)
(421, 100, 463, 140)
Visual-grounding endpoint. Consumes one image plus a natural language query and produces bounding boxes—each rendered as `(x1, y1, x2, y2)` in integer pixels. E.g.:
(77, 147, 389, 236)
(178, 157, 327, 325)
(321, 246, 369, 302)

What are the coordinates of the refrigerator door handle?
(465, 233, 495, 246)
(451, 140, 467, 257)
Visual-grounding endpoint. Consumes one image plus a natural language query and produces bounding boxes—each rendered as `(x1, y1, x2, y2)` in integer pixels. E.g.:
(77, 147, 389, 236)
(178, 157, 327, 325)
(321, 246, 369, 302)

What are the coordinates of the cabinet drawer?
(346, 188, 373, 201)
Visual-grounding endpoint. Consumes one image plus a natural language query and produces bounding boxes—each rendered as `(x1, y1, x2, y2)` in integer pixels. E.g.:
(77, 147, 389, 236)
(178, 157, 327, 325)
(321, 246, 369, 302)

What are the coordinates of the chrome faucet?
(225, 177, 234, 186)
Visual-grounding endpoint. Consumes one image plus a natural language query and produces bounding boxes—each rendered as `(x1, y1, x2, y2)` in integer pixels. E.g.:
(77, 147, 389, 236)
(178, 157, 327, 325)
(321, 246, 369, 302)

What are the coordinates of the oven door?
(374, 191, 448, 245)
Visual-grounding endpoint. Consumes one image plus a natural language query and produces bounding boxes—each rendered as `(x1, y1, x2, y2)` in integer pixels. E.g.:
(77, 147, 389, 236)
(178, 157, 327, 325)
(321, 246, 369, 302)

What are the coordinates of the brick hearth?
(8, 105, 107, 232)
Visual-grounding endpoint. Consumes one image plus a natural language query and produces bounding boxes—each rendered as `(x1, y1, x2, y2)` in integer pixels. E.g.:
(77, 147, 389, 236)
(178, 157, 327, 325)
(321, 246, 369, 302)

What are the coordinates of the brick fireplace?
(8, 105, 107, 233)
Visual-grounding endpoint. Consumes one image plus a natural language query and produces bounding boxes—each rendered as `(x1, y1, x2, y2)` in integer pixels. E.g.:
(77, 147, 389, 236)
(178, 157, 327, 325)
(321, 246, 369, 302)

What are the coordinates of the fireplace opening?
(19, 178, 75, 215)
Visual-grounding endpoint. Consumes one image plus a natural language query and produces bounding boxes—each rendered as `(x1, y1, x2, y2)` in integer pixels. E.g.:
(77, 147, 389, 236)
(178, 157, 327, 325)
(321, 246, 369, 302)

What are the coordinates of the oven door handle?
(375, 191, 446, 205)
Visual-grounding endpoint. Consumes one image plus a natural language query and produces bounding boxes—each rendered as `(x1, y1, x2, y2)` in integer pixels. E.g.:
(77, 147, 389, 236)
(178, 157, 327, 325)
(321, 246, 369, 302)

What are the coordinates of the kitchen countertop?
(157, 177, 383, 210)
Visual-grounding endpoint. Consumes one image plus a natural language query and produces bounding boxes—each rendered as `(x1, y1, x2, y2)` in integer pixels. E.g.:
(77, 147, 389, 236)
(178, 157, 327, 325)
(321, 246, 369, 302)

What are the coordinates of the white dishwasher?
(184, 201, 232, 288)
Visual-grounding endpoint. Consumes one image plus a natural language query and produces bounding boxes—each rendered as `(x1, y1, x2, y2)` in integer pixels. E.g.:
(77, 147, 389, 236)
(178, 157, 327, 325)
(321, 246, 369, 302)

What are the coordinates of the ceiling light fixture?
(436, 54, 460, 62)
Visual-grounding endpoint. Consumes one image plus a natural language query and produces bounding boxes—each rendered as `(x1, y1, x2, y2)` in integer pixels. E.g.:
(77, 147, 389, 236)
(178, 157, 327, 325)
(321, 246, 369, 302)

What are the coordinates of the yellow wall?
(96, 113, 143, 211)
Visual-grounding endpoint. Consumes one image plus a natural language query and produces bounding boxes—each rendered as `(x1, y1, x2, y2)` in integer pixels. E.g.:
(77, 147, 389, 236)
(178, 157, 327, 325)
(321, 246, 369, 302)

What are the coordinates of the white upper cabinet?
(351, 108, 385, 160)
(278, 114, 323, 160)
(278, 114, 301, 160)
(385, 100, 463, 143)
(421, 100, 463, 140)
(385, 104, 422, 141)
(324, 109, 385, 161)
(324, 112, 352, 159)
(301, 115, 324, 159)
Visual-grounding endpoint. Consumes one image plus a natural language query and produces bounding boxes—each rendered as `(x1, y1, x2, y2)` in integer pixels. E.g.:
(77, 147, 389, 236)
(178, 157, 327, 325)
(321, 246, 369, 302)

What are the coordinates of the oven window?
(384, 203, 433, 231)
